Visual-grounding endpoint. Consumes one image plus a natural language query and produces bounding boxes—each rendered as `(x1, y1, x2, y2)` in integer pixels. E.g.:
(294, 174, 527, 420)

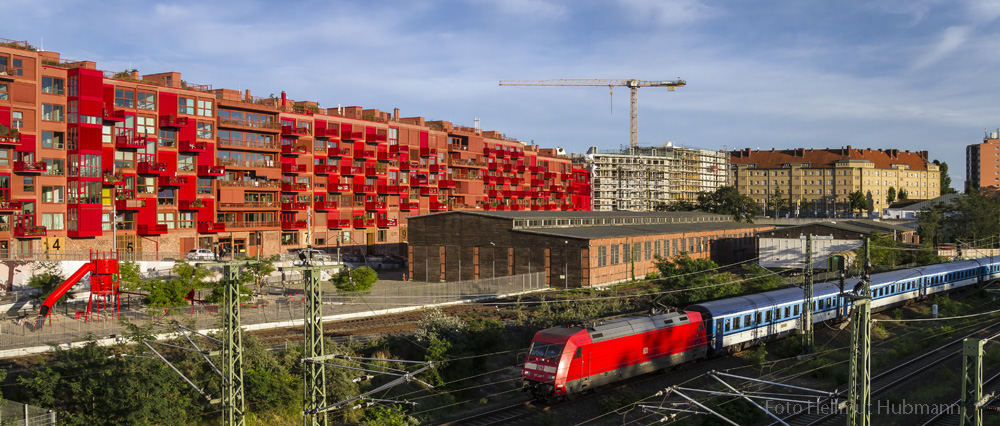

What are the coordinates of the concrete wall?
(758, 237, 862, 269)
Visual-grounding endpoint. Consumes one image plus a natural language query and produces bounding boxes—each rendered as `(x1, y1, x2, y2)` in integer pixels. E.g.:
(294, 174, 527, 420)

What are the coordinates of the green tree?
(654, 200, 696, 211)
(118, 261, 142, 292)
(934, 160, 958, 194)
(848, 190, 868, 216)
(898, 189, 908, 200)
(26, 262, 68, 304)
(333, 266, 378, 293)
(885, 187, 896, 205)
(143, 261, 214, 307)
(766, 187, 787, 217)
(696, 186, 758, 222)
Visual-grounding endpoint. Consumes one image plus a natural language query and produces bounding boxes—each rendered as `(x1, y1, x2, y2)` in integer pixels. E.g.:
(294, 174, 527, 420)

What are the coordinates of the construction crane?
(498, 79, 686, 148)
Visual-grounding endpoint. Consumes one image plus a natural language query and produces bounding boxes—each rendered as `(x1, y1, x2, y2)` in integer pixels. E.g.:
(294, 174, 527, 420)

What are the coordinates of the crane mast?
(498, 78, 685, 148)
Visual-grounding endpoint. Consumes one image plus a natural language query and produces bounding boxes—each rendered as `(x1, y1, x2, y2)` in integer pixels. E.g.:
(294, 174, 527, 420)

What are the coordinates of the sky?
(7, 0, 1000, 189)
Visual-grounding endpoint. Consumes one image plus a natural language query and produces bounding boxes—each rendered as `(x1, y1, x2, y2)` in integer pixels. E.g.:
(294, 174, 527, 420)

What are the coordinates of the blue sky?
(8, 0, 1000, 189)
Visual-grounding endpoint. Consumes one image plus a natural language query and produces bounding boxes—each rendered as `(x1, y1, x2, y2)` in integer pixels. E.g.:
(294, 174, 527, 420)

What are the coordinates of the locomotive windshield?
(529, 342, 564, 359)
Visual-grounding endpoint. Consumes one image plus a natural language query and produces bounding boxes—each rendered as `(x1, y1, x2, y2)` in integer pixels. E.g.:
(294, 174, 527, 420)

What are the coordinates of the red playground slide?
(38, 263, 94, 318)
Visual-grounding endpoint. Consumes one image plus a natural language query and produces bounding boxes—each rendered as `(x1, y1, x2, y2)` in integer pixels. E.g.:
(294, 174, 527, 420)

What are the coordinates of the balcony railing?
(314, 200, 338, 211)
(179, 140, 208, 152)
(102, 170, 125, 186)
(399, 201, 418, 211)
(0, 126, 22, 147)
(429, 202, 448, 211)
(314, 127, 339, 139)
(364, 201, 387, 211)
(137, 224, 168, 235)
(419, 187, 439, 196)
(219, 117, 281, 131)
(377, 218, 398, 227)
(281, 201, 308, 211)
(281, 163, 307, 174)
(281, 125, 311, 137)
(352, 217, 374, 228)
(281, 220, 308, 229)
(13, 225, 47, 238)
(353, 184, 375, 193)
(281, 143, 308, 155)
(103, 108, 127, 123)
(0, 200, 23, 211)
(281, 182, 309, 192)
(158, 175, 189, 187)
(177, 199, 205, 210)
(137, 161, 168, 175)
(328, 183, 351, 193)
(314, 164, 333, 175)
(14, 161, 47, 173)
(198, 165, 226, 176)
(438, 179, 457, 189)
(159, 115, 189, 129)
(218, 137, 280, 151)
(197, 221, 226, 233)
(419, 147, 436, 157)
(328, 218, 350, 228)
(340, 165, 364, 175)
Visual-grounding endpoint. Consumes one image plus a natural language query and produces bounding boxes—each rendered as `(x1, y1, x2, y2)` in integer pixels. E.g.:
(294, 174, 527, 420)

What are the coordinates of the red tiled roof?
(731, 146, 931, 170)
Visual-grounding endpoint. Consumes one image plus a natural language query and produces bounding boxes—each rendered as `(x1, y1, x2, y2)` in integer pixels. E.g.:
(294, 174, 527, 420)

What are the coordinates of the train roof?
(586, 311, 695, 343)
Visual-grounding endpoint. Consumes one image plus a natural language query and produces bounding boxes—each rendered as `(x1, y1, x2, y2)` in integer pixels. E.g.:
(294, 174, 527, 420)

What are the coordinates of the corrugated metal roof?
(516, 222, 766, 240)
(406, 210, 730, 221)
(731, 147, 931, 170)
(587, 312, 691, 342)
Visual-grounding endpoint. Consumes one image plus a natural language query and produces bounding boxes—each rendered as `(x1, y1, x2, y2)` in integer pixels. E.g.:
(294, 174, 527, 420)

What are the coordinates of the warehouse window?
(610, 244, 618, 265)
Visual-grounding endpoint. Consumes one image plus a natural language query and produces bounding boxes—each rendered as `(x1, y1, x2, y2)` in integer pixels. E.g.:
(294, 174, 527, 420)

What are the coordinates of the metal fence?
(0, 272, 547, 352)
(0, 399, 56, 426)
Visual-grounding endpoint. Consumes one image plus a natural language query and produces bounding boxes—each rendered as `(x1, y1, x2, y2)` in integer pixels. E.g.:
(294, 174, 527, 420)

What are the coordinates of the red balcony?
(0, 200, 23, 211)
(197, 221, 225, 233)
(103, 108, 127, 123)
(367, 132, 387, 143)
(487, 162, 498, 171)
(346, 130, 364, 140)
(376, 150, 390, 162)
(354, 149, 375, 160)
(281, 182, 308, 192)
(549, 185, 563, 192)
(337, 147, 353, 157)
(388, 144, 401, 154)
(281, 125, 311, 137)
(281, 202, 308, 211)
(363, 165, 377, 176)
(488, 189, 499, 198)
(430, 164, 447, 173)
(0, 128, 24, 147)
(352, 217, 374, 228)
(544, 172, 557, 179)
(281, 143, 308, 155)
(340, 165, 364, 175)
(315, 127, 339, 140)
(137, 224, 168, 236)
(282, 220, 308, 229)
(179, 140, 208, 153)
(509, 177, 521, 186)
(399, 161, 412, 171)
(530, 179, 543, 186)
(281, 163, 307, 174)
(158, 175, 189, 187)
(198, 165, 226, 176)
(115, 133, 147, 150)
(102, 170, 125, 186)
(376, 184, 399, 194)
(159, 115, 189, 129)
(411, 176, 429, 186)
(328, 183, 351, 193)
(429, 202, 448, 211)
(365, 201, 387, 211)
(13, 225, 46, 238)
(419, 187, 439, 196)
(13, 161, 47, 174)
(137, 161, 168, 175)
(495, 176, 506, 185)
(531, 166, 545, 173)
(353, 184, 375, 193)
(419, 147, 436, 157)
(314, 200, 338, 211)
(438, 179, 457, 189)
(399, 200, 418, 211)
(502, 164, 512, 173)
(377, 218, 397, 227)
(325, 218, 347, 229)
(177, 199, 204, 210)
(314, 164, 333, 175)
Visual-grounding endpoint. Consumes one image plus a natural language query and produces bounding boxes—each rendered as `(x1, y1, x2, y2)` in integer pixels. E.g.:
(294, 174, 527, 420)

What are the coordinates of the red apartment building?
(0, 38, 591, 259)
(967, 129, 1000, 191)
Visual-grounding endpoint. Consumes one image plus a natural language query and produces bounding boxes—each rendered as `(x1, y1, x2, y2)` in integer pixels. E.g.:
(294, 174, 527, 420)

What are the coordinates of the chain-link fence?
(0, 399, 56, 426)
(0, 272, 547, 352)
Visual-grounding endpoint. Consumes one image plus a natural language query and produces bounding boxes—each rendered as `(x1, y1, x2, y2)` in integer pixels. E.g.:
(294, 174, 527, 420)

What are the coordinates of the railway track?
(767, 320, 1000, 426)
(435, 399, 538, 426)
(918, 359, 1000, 426)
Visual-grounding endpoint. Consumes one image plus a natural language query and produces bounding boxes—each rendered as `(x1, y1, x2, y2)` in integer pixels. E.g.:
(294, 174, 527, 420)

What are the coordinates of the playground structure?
(38, 251, 120, 323)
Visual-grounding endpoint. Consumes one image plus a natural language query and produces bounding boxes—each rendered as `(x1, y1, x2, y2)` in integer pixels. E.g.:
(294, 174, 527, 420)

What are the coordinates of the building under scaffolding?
(570, 143, 729, 211)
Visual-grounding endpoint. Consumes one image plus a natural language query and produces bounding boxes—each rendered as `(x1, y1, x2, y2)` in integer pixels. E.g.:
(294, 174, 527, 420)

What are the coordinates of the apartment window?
(68, 76, 78, 97)
(22, 176, 34, 193)
(137, 91, 156, 110)
(136, 116, 155, 135)
(114, 89, 135, 108)
(197, 100, 213, 117)
(41, 131, 64, 149)
(178, 154, 196, 172)
(41, 213, 65, 231)
(197, 122, 213, 139)
(42, 104, 64, 122)
(158, 129, 176, 147)
(42, 159, 64, 175)
(157, 188, 176, 206)
(178, 212, 194, 229)
(41, 186, 65, 203)
(197, 178, 212, 194)
(114, 151, 135, 169)
(0, 150, 8, 167)
(378, 230, 387, 242)
(281, 232, 299, 245)
(11, 111, 22, 129)
(157, 212, 176, 229)
(0, 83, 8, 100)
(137, 176, 155, 194)
(10, 59, 22, 76)
(178, 97, 195, 115)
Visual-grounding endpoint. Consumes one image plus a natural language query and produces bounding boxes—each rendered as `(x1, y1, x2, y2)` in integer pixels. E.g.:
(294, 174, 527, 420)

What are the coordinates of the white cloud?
(617, 0, 715, 26)
(487, 0, 568, 19)
(913, 25, 971, 69)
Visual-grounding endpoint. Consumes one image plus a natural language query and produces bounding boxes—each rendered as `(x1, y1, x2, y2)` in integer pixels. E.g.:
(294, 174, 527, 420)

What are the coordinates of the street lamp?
(564, 240, 569, 288)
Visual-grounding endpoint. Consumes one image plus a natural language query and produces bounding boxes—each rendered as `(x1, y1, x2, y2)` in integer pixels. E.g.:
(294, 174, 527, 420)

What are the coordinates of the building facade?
(730, 147, 941, 217)
(0, 38, 589, 260)
(572, 143, 729, 211)
(407, 211, 772, 287)
(966, 129, 1000, 191)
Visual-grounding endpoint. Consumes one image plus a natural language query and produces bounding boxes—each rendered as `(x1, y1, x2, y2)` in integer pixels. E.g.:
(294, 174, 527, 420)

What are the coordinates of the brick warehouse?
(407, 211, 774, 287)
(0, 38, 591, 264)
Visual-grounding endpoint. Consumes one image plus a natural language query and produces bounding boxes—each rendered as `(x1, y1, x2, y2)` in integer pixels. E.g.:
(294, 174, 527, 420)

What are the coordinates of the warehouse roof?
(757, 220, 911, 238)
(408, 210, 730, 221)
(514, 221, 767, 240)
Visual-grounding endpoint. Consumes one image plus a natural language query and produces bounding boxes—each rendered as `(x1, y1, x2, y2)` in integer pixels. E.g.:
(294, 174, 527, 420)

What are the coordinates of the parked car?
(297, 248, 331, 262)
(187, 248, 215, 261)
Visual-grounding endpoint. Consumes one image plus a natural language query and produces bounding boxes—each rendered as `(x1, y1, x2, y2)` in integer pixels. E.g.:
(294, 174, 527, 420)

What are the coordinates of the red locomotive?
(522, 310, 707, 400)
